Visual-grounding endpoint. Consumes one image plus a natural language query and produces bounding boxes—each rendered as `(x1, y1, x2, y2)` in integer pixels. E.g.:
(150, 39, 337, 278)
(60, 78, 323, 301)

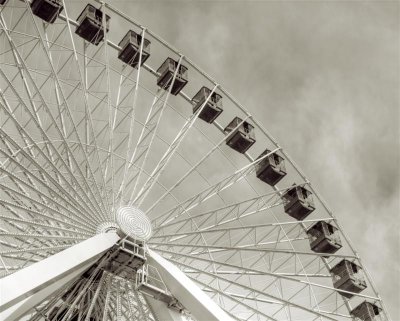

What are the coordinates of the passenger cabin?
(156, 57, 188, 95)
(330, 259, 367, 298)
(282, 185, 315, 220)
(118, 30, 150, 68)
(351, 301, 382, 321)
(307, 221, 342, 254)
(192, 86, 223, 123)
(31, 0, 63, 23)
(255, 149, 287, 186)
(75, 4, 110, 45)
(224, 117, 256, 153)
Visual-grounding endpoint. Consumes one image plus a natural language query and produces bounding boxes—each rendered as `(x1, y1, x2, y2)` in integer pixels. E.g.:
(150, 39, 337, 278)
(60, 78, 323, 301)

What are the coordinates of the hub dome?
(116, 206, 152, 241)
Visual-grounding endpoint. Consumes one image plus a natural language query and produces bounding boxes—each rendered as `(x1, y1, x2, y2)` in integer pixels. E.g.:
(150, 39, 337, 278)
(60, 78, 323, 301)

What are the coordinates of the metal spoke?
(150, 148, 280, 228)
(0, 17, 106, 223)
(133, 83, 219, 207)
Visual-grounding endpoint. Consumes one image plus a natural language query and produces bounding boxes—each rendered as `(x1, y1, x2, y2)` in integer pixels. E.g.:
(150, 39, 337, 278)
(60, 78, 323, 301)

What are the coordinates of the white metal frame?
(147, 249, 234, 321)
(0, 232, 120, 320)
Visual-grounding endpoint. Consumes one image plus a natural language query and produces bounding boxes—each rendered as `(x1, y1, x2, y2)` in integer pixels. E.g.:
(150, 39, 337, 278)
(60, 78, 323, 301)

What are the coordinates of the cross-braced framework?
(0, 1, 391, 321)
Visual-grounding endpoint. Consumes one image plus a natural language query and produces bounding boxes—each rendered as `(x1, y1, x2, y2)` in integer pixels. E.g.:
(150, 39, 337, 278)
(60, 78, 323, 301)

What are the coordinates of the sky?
(114, 0, 400, 318)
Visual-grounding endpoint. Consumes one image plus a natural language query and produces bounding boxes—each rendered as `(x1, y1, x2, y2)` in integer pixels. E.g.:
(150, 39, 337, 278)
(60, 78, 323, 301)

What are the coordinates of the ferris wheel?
(0, 1, 391, 320)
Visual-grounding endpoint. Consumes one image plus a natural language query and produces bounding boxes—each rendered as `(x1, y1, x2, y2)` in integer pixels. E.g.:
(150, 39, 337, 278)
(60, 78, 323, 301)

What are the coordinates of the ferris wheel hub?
(116, 206, 152, 241)
(96, 221, 119, 234)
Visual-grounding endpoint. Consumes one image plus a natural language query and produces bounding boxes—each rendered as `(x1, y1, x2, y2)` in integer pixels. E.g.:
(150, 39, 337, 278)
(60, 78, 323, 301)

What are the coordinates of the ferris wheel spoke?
(152, 242, 328, 278)
(0, 243, 73, 256)
(61, 280, 98, 320)
(1, 102, 106, 230)
(0, 254, 41, 268)
(116, 29, 146, 209)
(0, 185, 94, 233)
(0, 6, 28, 36)
(81, 82, 230, 217)
(81, 274, 106, 321)
(0, 59, 79, 193)
(56, 255, 112, 321)
(40, 27, 110, 213)
(0, 95, 71, 198)
(202, 286, 283, 306)
(150, 147, 280, 229)
(120, 90, 166, 199)
(0, 216, 92, 238)
(107, 71, 129, 210)
(26, 284, 68, 321)
(167, 220, 305, 258)
(101, 277, 113, 321)
(1, 243, 69, 271)
(0, 180, 95, 231)
(109, 45, 146, 208)
(0, 27, 107, 224)
(0, 163, 97, 230)
(77, 273, 106, 321)
(0, 35, 40, 59)
(119, 129, 226, 221)
(22, 31, 72, 190)
(96, 4, 117, 212)
(0, 139, 101, 227)
(161, 247, 381, 307)
(0, 27, 73, 103)
(162, 254, 338, 321)
(152, 218, 332, 245)
(0, 193, 94, 232)
(238, 178, 324, 318)
(152, 185, 298, 236)
(133, 83, 220, 208)
(151, 241, 352, 262)
(183, 268, 330, 279)
(145, 116, 254, 217)
(0, 241, 51, 264)
(127, 56, 184, 204)
(269, 280, 346, 321)
(0, 231, 86, 241)
(59, 2, 126, 217)
(182, 270, 280, 321)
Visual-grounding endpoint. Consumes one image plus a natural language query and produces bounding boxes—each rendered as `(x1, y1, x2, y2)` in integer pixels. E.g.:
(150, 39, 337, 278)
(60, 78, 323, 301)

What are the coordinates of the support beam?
(145, 296, 186, 321)
(147, 249, 233, 321)
(0, 232, 120, 319)
(1, 262, 92, 321)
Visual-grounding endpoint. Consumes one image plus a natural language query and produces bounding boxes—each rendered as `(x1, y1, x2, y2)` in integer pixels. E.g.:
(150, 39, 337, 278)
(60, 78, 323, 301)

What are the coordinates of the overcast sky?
(116, 0, 399, 317)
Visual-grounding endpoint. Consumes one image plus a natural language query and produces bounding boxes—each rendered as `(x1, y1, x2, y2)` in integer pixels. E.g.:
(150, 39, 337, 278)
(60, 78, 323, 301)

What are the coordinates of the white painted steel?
(147, 249, 234, 321)
(0, 262, 92, 321)
(145, 296, 186, 321)
(0, 232, 119, 313)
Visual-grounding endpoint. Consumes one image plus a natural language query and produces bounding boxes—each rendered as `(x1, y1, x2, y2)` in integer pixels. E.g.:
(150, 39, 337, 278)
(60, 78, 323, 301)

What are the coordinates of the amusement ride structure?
(0, 1, 391, 320)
